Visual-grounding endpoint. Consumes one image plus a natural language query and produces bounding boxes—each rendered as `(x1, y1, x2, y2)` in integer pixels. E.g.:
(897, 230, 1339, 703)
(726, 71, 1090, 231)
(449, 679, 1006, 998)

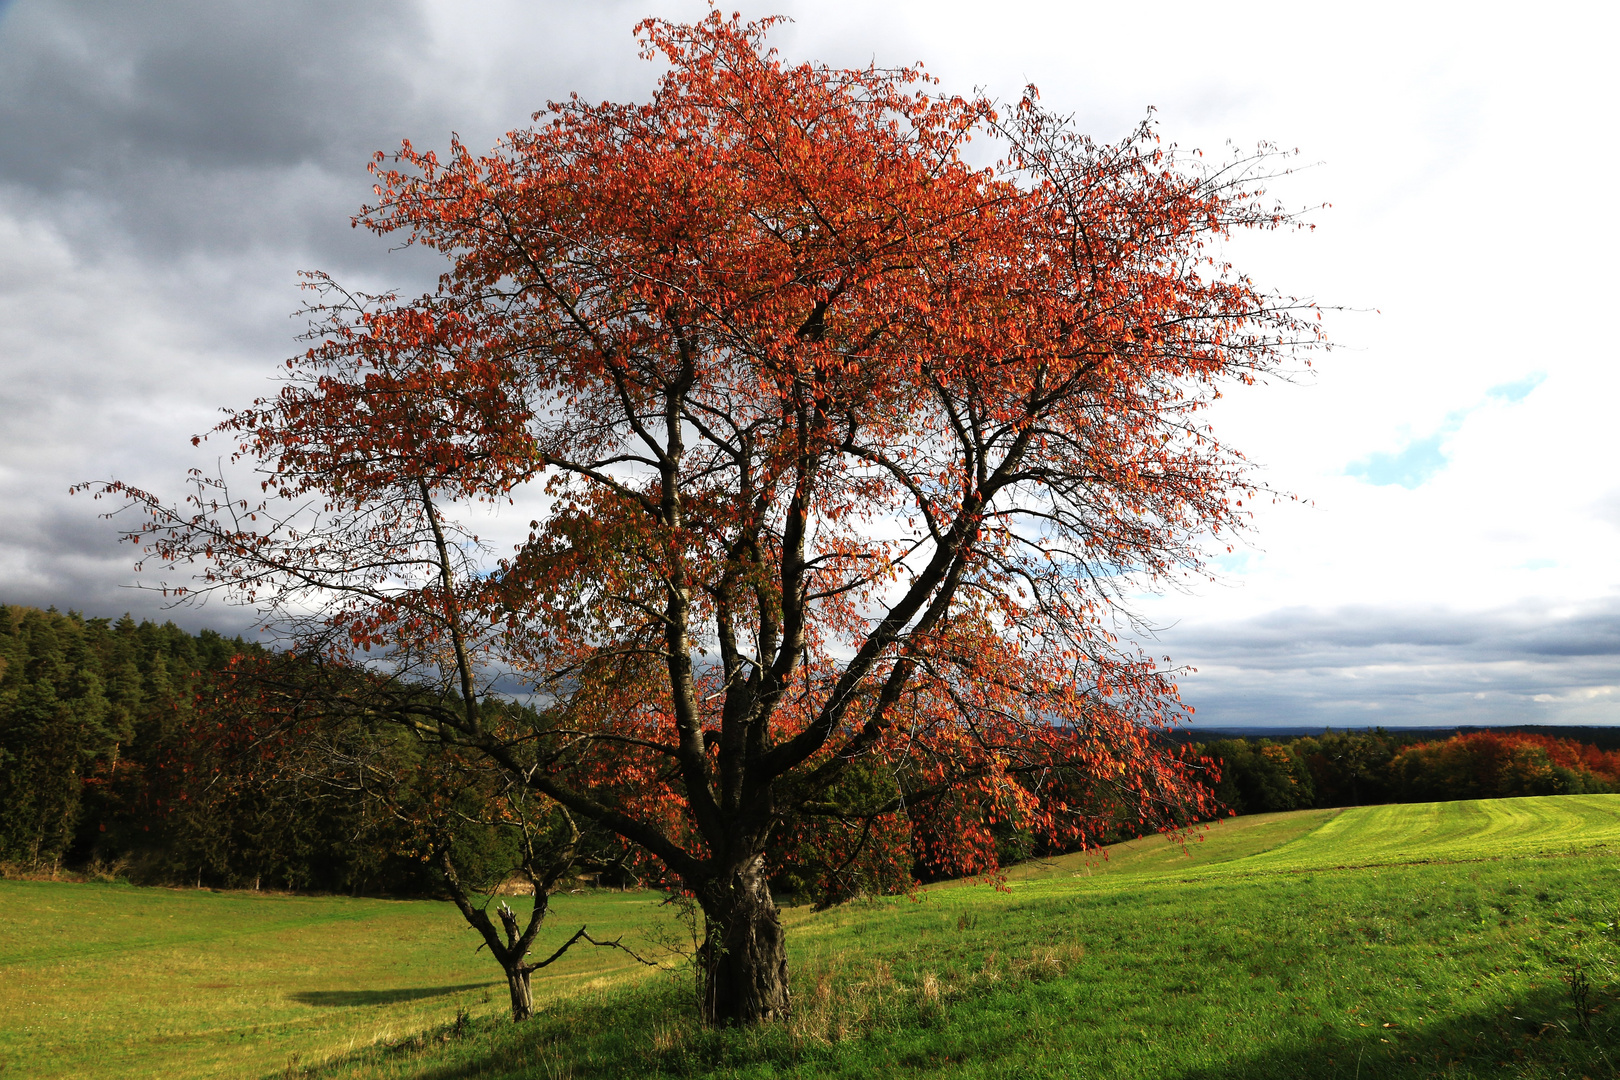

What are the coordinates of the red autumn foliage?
(87, 12, 1321, 1023)
(1388, 730, 1620, 802)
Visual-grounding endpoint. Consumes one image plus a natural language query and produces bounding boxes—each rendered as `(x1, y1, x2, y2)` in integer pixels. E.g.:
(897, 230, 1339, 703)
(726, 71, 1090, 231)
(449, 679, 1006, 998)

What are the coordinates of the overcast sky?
(1, 0, 1616, 730)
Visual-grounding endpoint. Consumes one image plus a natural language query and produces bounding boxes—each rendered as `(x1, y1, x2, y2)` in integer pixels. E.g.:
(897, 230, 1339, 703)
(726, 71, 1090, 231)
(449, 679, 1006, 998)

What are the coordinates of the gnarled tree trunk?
(698, 854, 791, 1024)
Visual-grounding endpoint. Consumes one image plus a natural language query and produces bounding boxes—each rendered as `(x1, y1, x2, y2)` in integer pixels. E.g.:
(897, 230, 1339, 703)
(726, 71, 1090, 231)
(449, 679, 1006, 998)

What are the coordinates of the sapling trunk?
(506, 968, 534, 1022)
(497, 899, 536, 1022)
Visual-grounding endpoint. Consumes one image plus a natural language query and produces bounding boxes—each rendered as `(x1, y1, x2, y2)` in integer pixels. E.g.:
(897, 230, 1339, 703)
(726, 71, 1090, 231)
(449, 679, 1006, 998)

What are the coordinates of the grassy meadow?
(2, 795, 1618, 1079)
(0, 881, 664, 1079)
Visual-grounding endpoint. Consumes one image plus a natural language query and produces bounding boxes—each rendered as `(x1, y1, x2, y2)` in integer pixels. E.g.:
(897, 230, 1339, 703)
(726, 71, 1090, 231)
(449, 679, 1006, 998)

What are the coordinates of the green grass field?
(0, 882, 666, 1079)
(4, 795, 1618, 1079)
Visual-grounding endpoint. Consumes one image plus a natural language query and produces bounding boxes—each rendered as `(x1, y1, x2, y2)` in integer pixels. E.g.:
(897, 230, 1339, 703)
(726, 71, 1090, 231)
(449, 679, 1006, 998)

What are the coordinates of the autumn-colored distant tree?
(1387, 730, 1620, 802)
(90, 12, 1322, 1023)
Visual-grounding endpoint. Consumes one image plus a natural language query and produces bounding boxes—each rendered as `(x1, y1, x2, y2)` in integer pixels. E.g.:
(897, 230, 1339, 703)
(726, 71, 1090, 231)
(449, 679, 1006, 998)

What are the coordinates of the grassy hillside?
(969, 807, 1340, 885)
(992, 796, 1620, 884)
(1237, 796, 1620, 870)
(3, 795, 1618, 1079)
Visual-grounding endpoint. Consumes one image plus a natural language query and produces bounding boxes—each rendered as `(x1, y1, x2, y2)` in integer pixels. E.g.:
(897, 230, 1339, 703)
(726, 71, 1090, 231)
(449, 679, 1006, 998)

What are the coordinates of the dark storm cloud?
(1160, 599, 1620, 729)
(0, 0, 443, 259)
(0, 2, 420, 178)
(1174, 603, 1620, 664)
(0, 0, 648, 630)
(0, 502, 229, 630)
(0, 0, 651, 263)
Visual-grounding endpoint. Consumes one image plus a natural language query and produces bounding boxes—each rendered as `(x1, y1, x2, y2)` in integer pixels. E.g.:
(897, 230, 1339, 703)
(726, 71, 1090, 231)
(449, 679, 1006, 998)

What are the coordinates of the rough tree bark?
(497, 901, 536, 1020)
(697, 854, 791, 1024)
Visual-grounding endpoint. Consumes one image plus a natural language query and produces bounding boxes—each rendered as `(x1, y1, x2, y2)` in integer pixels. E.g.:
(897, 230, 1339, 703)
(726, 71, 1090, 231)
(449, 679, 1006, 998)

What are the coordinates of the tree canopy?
(93, 11, 1323, 1023)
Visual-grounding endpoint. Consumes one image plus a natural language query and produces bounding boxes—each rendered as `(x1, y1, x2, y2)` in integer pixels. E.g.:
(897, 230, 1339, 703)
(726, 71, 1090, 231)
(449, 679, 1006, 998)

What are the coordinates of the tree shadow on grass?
(1171, 983, 1618, 1080)
(291, 982, 498, 1007)
(295, 977, 1618, 1080)
(422, 982, 1618, 1080)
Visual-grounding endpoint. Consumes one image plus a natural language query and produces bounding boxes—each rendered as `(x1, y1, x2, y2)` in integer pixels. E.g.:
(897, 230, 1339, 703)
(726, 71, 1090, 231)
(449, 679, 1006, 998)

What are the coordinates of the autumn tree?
(91, 11, 1322, 1024)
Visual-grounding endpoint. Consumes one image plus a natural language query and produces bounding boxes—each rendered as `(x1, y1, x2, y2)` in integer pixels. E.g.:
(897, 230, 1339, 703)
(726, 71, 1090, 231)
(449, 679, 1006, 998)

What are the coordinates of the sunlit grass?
(4, 795, 1619, 1079)
(965, 806, 1341, 886)
(1236, 795, 1620, 871)
(0, 883, 673, 1079)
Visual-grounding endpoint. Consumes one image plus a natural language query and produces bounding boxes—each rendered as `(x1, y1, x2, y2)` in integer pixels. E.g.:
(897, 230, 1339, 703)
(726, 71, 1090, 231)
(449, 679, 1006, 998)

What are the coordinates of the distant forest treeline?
(4, 603, 1617, 893)
(1189, 728, 1620, 817)
(0, 605, 446, 893)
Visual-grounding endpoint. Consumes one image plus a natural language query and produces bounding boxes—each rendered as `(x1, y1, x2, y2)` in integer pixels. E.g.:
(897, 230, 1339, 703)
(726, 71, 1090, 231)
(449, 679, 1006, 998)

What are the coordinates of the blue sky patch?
(1347, 372, 1545, 489)
(1346, 432, 1451, 489)
(1486, 372, 1547, 403)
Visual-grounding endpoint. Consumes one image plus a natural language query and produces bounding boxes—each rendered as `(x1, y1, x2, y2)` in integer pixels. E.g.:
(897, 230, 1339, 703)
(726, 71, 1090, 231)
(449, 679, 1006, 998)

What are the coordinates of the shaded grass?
(299, 854, 1620, 1079)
